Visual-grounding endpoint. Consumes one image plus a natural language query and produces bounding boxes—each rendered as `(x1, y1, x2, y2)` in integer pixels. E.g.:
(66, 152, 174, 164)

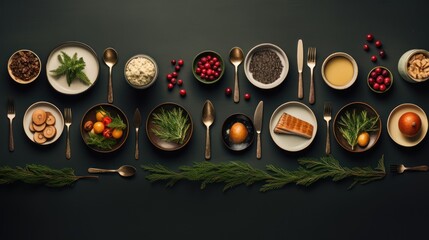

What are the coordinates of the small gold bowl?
(8, 49, 42, 84)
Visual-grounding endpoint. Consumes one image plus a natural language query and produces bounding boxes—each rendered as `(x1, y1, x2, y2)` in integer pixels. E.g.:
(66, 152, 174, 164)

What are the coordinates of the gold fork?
(323, 103, 331, 155)
(390, 164, 429, 174)
(307, 47, 316, 105)
(7, 99, 15, 152)
(64, 108, 72, 160)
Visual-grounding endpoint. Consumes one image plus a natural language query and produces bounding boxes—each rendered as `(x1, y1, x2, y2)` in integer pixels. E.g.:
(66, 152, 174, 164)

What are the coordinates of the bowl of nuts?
(124, 54, 158, 89)
(8, 49, 42, 84)
(192, 50, 224, 84)
(367, 66, 393, 93)
(398, 49, 429, 83)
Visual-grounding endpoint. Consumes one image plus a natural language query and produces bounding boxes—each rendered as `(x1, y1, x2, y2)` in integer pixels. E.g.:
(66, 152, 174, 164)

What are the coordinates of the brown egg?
(229, 122, 248, 144)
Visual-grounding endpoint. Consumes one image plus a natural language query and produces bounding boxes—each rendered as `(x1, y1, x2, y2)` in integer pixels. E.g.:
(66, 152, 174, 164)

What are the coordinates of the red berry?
(168, 83, 174, 90)
(375, 67, 382, 74)
(368, 77, 375, 85)
(201, 57, 207, 63)
(244, 93, 251, 101)
(177, 79, 183, 86)
(171, 59, 176, 65)
(379, 50, 386, 59)
(167, 74, 173, 80)
(363, 44, 370, 51)
(379, 84, 386, 92)
(373, 83, 380, 90)
(225, 87, 232, 96)
(375, 40, 382, 48)
(371, 55, 377, 62)
(376, 76, 384, 84)
(384, 77, 391, 85)
(172, 72, 178, 77)
(178, 59, 184, 66)
(179, 89, 186, 96)
(366, 34, 374, 42)
(170, 78, 177, 85)
(382, 69, 389, 76)
(175, 65, 181, 71)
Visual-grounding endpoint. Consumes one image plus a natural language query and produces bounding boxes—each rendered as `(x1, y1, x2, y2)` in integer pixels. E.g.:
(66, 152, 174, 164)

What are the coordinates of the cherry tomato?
(96, 111, 106, 122)
(102, 128, 112, 138)
(93, 122, 105, 134)
(102, 116, 112, 126)
(112, 128, 123, 139)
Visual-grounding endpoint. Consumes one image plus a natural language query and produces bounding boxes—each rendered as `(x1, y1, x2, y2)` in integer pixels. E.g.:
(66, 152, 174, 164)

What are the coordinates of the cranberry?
(171, 59, 176, 65)
(370, 71, 377, 78)
(225, 87, 232, 96)
(379, 50, 386, 59)
(179, 89, 186, 96)
(167, 74, 173, 80)
(366, 34, 374, 42)
(384, 77, 391, 85)
(177, 79, 183, 86)
(363, 44, 370, 51)
(376, 75, 384, 84)
(368, 77, 375, 85)
(201, 57, 207, 63)
(196, 68, 201, 74)
(172, 72, 178, 78)
(178, 59, 184, 66)
(371, 55, 377, 62)
(207, 69, 213, 76)
(373, 83, 380, 90)
(375, 67, 382, 74)
(204, 63, 211, 69)
(170, 78, 177, 85)
(168, 83, 174, 90)
(244, 93, 251, 101)
(379, 84, 386, 92)
(382, 69, 389, 76)
(175, 65, 181, 71)
(375, 40, 382, 48)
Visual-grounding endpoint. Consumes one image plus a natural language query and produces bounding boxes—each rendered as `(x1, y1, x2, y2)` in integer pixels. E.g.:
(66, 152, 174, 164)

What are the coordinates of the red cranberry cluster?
(195, 54, 222, 81)
(167, 59, 186, 97)
(363, 34, 386, 62)
(368, 67, 392, 92)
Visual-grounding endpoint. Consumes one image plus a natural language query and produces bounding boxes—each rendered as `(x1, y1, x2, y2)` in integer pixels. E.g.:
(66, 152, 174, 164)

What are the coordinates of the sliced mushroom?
(43, 126, 56, 139)
(32, 109, 47, 125)
(33, 122, 46, 132)
(29, 122, 35, 132)
(45, 112, 56, 126)
(33, 132, 47, 144)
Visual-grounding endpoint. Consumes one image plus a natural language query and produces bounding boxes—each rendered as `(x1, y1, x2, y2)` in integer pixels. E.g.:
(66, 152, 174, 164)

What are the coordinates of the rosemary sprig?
(142, 155, 386, 192)
(338, 110, 379, 150)
(86, 132, 117, 149)
(0, 164, 97, 187)
(151, 107, 190, 144)
(98, 106, 127, 129)
(50, 51, 91, 86)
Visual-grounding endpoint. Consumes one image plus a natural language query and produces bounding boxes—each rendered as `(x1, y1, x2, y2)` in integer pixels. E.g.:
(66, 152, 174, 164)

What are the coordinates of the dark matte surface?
(1, 0, 429, 239)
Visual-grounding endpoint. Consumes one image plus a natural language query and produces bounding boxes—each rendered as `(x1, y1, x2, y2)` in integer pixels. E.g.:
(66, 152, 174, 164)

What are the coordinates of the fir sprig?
(151, 107, 190, 144)
(0, 164, 98, 187)
(50, 51, 91, 86)
(142, 155, 386, 192)
(338, 110, 379, 150)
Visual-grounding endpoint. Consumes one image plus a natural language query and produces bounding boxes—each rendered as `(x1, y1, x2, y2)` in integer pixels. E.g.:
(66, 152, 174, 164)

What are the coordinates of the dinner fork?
(323, 103, 331, 155)
(307, 47, 316, 105)
(64, 108, 72, 160)
(7, 99, 15, 152)
(390, 164, 429, 174)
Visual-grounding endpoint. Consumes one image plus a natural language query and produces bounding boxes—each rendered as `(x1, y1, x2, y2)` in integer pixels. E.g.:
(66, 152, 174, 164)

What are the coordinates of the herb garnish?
(86, 132, 117, 150)
(142, 155, 386, 192)
(338, 110, 379, 150)
(151, 107, 190, 144)
(50, 51, 91, 86)
(0, 164, 97, 187)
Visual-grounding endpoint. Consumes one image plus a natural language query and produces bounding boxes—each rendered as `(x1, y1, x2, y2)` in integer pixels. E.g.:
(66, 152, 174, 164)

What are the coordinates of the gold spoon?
(87, 165, 136, 177)
(103, 47, 118, 104)
(229, 47, 244, 103)
(202, 100, 215, 160)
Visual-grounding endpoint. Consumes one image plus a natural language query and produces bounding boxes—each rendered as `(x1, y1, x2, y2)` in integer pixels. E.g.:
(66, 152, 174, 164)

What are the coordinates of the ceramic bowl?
(244, 43, 289, 89)
(124, 54, 158, 89)
(222, 113, 255, 151)
(321, 52, 358, 90)
(367, 66, 393, 93)
(192, 50, 224, 84)
(397, 49, 429, 83)
(8, 49, 41, 84)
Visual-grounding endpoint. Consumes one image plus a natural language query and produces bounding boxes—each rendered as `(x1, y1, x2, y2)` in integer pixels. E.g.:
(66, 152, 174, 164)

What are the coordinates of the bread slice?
(274, 112, 314, 139)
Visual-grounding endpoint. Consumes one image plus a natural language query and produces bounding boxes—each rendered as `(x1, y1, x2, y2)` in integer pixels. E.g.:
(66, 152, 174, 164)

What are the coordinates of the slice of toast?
(274, 112, 314, 139)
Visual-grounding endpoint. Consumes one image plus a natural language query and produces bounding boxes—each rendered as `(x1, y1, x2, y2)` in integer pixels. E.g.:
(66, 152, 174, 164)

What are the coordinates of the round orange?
(229, 122, 248, 144)
(96, 111, 106, 122)
(112, 128, 123, 139)
(93, 121, 105, 134)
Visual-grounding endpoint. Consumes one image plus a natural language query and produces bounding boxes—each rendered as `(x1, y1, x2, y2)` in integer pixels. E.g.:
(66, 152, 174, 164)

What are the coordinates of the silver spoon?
(202, 100, 215, 160)
(87, 165, 136, 177)
(229, 47, 244, 103)
(103, 47, 118, 104)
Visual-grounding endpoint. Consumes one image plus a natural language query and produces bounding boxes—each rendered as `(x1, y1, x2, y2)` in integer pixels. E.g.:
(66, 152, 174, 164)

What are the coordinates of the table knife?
(133, 108, 141, 160)
(254, 101, 264, 159)
(297, 39, 304, 99)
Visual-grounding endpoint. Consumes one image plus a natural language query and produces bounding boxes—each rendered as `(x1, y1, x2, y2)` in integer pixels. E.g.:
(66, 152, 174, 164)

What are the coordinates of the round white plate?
(23, 101, 64, 145)
(46, 41, 99, 95)
(387, 103, 428, 147)
(269, 101, 317, 151)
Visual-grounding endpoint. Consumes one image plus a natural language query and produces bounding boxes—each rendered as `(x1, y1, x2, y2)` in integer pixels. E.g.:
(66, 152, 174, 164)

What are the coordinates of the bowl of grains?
(124, 54, 158, 89)
(8, 49, 42, 84)
(244, 43, 289, 89)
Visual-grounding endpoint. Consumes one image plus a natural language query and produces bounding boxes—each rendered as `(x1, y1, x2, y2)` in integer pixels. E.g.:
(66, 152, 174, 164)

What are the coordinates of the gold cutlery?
(229, 47, 244, 103)
(134, 108, 142, 160)
(307, 47, 316, 105)
(297, 39, 304, 99)
(253, 101, 264, 159)
(323, 103, 331, 155)
(64, 108, 72, 160)
(7, 99, 15, 152)
(390, 164, 429, 174)
(103, 47, 118, 104)
(88, 165, 136, 177)
(202, 100, 215, 160)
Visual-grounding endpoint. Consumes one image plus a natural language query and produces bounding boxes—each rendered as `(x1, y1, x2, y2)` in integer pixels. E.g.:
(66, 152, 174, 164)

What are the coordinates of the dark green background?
(1, 0, 429, 239)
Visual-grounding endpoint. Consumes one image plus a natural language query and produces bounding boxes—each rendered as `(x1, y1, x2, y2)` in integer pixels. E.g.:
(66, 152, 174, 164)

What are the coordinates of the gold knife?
(133, 108, 141, 160)
(297, 39, 304, 99)
(253, 101, 264, 159)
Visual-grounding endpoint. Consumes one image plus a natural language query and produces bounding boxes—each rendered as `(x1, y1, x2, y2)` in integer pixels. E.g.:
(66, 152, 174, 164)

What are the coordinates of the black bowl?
(222, 113, 255, 151)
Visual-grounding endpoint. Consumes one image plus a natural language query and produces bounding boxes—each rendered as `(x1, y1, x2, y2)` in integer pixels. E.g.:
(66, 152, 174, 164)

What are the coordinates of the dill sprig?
(151, 107, 190, 144)
(0, 164, 97, 187)
(142, 155, 386, 192)
(50, 51, 91, 86)
(338, 110, 379, 150)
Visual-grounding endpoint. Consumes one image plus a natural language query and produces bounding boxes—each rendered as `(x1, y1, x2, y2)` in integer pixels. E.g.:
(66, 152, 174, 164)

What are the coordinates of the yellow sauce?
(324, 56, 354, 86)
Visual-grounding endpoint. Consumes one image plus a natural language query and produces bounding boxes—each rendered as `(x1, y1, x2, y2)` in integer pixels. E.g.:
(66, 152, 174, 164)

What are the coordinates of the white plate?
(387, 103, 428, 147)
(269, 101, 317, 151)
(46, 41, 99, 95)
(23, 101, 64, 145)
(244, 43, 289, 89)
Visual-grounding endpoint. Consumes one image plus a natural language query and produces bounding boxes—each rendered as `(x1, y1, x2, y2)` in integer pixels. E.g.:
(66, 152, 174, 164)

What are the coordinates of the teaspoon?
(103, 47, 118, 104)
(88, 165, 136, 177)
(202, 100, 215, 160)
(229, 47, 244, 103)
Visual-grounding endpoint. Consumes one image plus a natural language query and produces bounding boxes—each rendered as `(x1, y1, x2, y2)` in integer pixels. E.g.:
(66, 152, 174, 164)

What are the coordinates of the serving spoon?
(229, 47, 244, 103)
(202, 100, 215, 160)
(103, 47, 118, 104)
(88, 165, 136, 177)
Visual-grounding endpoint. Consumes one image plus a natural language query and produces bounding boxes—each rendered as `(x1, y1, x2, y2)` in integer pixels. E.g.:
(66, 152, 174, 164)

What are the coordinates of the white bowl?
(124, 54, 158, 89)
(244, 43, 289, 89)
(321, 52, 358, 90)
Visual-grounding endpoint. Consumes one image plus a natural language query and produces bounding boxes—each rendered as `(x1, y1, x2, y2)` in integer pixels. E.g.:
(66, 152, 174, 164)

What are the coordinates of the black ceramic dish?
(222, 113, 255, 151)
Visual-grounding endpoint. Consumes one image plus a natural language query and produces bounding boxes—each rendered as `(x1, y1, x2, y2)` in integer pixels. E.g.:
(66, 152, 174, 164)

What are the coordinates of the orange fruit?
(93, 121, 105, 134)
(112, 128, 123, 139)
(357, 132, 370, 147)
(96, 111, 106, 122)
(229, 122, 248, 144)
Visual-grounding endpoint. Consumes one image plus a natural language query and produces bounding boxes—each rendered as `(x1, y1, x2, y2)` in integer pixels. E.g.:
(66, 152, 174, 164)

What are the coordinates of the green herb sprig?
(86, 132, 117, 150)
(99, 107, 127, 130)
(338, 110, 379, 150)
(50, 51, 91, 86)
(142, 155, 386, 192)
(0, 164, 97, 187)
(151, 107, 190, 144)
